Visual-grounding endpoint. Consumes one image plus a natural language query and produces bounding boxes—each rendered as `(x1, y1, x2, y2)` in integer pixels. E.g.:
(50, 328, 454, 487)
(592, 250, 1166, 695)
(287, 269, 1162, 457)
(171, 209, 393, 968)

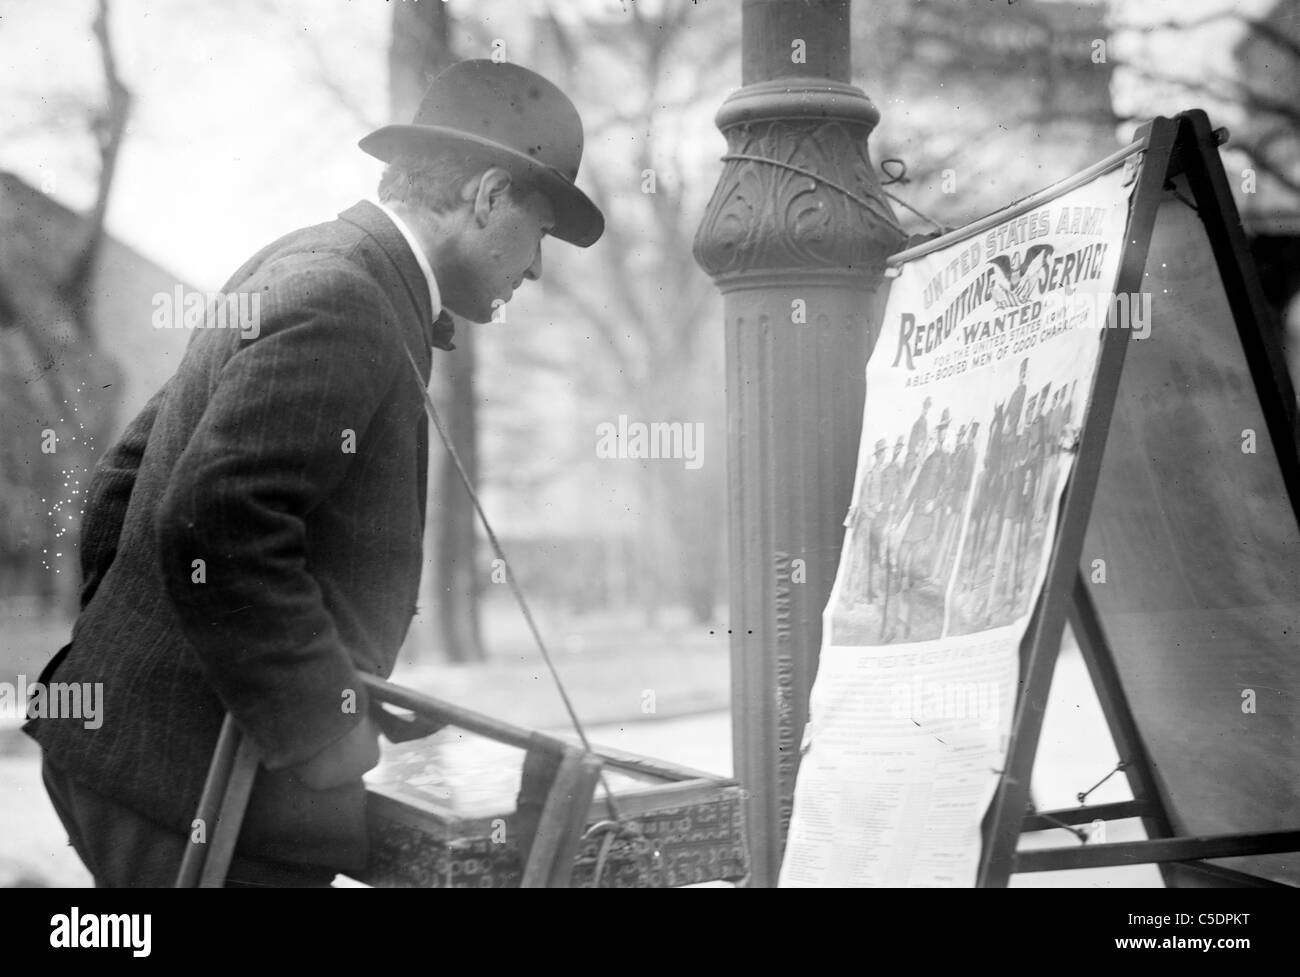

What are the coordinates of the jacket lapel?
(337, 200, 452, 529)
(337, 200, 458, 355)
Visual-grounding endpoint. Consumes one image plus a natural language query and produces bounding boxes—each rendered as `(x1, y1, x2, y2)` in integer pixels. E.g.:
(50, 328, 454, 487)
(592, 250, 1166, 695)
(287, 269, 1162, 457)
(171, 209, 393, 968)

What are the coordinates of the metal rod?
(403, 348, 621, 822)
(887, 137, 1147, 267)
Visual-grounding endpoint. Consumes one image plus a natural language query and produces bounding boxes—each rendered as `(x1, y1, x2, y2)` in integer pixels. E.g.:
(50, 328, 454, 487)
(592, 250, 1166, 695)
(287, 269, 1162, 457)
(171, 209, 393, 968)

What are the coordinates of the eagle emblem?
(989, 244, 1054, 308)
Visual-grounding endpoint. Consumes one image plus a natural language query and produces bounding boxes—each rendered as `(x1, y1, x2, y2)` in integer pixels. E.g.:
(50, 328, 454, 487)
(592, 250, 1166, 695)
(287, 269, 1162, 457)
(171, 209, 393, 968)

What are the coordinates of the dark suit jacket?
(27, 201, 454, 872)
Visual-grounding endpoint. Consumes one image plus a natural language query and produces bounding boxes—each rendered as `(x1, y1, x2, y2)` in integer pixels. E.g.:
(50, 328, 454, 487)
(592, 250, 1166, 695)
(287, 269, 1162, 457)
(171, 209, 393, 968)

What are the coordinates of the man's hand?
(290, 715, 381, 791)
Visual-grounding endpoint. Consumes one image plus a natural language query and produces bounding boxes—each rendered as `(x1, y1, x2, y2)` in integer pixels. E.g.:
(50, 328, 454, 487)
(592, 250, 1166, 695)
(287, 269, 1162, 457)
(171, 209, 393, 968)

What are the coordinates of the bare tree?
(513, 0, 735, 626)
(1110, 2, 1300, 329)
(1113, 7, 1300, 196)
(60, 0, 131, 324)
(0, 0, 129, 610)
(387, 0, 487, 663)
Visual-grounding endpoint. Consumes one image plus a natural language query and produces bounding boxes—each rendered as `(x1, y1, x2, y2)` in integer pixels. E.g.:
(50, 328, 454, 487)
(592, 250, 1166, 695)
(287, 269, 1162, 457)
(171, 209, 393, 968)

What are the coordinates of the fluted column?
(693, 0, 905, 887)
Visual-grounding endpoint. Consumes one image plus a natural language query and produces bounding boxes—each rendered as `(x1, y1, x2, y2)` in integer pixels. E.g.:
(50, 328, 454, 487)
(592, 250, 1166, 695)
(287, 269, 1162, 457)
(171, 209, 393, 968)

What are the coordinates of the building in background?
(0, 171, 190, 609)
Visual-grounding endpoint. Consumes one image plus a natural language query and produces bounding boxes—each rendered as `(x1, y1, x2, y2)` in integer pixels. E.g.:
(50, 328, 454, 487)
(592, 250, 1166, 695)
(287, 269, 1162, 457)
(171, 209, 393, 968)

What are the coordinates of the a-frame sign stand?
(972, 110, 1300, 888)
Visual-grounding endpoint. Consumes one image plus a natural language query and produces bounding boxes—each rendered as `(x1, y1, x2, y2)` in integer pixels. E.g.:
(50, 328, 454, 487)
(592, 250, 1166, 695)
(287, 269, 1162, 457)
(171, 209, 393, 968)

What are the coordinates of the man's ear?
(470, 167, 514, 227)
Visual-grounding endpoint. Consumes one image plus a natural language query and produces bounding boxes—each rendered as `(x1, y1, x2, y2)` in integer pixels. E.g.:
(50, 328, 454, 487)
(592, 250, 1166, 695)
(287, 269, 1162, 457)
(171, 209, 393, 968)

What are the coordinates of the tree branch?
(1118, 62, 1300, 131)
(61, 0, 130, 332)
(1112, 11, 1300, 66)
(1231, 139, 1300, 197)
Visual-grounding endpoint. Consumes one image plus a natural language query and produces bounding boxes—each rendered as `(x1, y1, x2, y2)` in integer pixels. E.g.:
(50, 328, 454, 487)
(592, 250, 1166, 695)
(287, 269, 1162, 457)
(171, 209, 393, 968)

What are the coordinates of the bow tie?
(431, 309, 456, 351)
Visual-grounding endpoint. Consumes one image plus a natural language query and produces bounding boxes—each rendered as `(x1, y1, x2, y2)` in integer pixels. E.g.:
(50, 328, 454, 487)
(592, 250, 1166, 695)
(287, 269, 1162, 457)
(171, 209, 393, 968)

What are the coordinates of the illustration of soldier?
(904, 395, 932, 485)
(883, 436, 906, 525)
(986, 392, 1038, 623)
(926, 410, 957, 580)
(1040, 386, 1069, 523)
(1006, 358, 1028, 437)
(874, 436, 908, 599)
(884, 414, 949, 641)
(1030, 383, 1052, 525)
(839, 437, 889, 609)
(963, 403, 1005, 583)
(935, 419, 978, 583)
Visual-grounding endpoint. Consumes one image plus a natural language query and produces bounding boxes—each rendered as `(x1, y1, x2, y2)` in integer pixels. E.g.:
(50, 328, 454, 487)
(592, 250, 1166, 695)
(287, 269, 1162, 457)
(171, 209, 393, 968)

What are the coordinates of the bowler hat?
(360, 60, 604, 248)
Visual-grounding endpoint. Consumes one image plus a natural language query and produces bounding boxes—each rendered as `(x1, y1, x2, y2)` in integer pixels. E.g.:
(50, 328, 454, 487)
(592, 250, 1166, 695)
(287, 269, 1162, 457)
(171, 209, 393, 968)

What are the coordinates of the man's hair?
(377, 149, 527, 215)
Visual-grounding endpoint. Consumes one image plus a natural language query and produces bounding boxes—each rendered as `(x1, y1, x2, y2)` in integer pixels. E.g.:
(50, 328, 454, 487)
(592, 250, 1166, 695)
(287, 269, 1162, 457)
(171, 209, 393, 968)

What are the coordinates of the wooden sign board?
(875, 109, 1300, 888)
(935, 110, 1300, 887)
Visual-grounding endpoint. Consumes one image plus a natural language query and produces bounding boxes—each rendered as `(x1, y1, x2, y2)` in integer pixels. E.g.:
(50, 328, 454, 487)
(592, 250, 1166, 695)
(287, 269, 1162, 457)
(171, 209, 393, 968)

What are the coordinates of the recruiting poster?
(779, 163, 1139, 887)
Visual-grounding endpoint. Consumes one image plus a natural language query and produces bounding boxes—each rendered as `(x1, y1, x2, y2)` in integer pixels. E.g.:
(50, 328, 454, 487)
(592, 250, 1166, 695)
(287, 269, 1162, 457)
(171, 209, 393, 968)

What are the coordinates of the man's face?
(453, 178, 555, 322)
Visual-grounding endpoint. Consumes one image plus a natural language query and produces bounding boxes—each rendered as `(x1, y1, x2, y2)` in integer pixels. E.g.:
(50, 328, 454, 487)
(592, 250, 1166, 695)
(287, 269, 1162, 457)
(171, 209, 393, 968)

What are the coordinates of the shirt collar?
(375, 201, 442, 318)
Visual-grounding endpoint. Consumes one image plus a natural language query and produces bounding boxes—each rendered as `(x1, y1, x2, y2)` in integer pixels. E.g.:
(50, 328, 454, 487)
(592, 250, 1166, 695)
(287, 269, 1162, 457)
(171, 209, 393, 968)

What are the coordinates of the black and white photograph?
(833, 367, 1084, 646)
(1, 0, 1298, 921)
(947, 364, 1082, 636)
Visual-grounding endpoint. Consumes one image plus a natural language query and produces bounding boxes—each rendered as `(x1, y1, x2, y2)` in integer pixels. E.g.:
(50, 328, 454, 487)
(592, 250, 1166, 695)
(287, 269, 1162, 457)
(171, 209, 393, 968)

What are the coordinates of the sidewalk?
(0, 605, 731, 887)
(391, 645, 729, 733)
(0, 600, 1160, 887)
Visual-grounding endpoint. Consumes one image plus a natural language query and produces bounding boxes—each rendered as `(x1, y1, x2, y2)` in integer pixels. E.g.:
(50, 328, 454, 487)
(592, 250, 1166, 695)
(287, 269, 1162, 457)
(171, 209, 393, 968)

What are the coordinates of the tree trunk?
(389, 1, 485, 663)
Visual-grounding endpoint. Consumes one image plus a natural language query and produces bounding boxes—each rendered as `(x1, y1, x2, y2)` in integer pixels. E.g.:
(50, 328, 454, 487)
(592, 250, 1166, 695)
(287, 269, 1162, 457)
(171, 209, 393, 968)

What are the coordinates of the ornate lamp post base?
(694, 0, 906, 887)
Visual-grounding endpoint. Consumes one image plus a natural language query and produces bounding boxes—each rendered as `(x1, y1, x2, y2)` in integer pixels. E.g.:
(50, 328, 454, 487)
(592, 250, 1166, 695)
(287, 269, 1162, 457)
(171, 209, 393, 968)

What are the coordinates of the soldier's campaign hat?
(874, 438, 887, 454)
(937, 407, 951, 428)
(360, 60, 604, 248)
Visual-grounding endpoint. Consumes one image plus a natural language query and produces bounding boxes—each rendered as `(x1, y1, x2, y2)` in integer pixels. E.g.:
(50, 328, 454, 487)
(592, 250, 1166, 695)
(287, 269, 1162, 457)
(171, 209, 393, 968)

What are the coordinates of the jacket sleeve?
(156, 256, 405, 771)
(79, 380, 171, 610)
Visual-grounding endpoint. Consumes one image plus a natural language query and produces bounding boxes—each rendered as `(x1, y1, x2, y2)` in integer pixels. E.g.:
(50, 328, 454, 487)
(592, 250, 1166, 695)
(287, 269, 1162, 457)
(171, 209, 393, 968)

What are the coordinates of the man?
(841, 438, 888, 606)
(884, 422, 949, 641)
(25, 60, 603, 887)
(934, 421, 973, 581)
(1030, 384, 1053, 522)
(883, 436, 906, 516)
(926, 410, 955, 580)
(1043, 387, 1067, 520)
(860, 438, 891, 601)
(993, 393, 1038, 612)
(1006, 358, 1029, 437)
(906, 395, 932, 482)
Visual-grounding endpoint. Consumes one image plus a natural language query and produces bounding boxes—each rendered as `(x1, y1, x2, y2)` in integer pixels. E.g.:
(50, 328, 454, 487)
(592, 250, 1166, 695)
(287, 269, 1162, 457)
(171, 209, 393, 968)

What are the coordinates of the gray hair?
(377, 149, 524, 215)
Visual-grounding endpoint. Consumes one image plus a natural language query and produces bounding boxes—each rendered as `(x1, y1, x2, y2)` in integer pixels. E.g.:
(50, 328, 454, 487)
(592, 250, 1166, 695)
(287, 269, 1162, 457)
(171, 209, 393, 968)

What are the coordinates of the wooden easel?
(967, 111, 1300, 887)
